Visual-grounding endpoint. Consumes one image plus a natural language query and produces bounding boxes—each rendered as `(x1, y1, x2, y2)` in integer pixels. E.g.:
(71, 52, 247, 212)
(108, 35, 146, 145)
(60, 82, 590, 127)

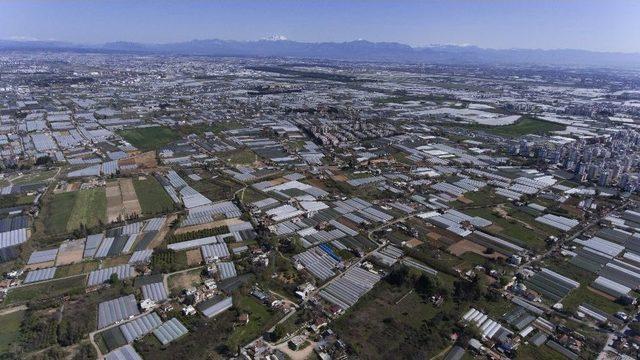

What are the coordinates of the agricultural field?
(66, 187, 107, 231)
(464, 205, 559, 251)
(106, 179, 141, 222)
(223, 148, 258, 165)
(331, 278, 511, 359)
(117, 126, 180, 151)
(2, 275, 86, 306)
(54, 260, 99, 278)
(0, 194, 34, 208)
(42, 187, 107, 235)
(0, 309, 25, 353)
(190, 174, 242, 202)
(150, 249, 189, 274)
(133, 177, 176, 215)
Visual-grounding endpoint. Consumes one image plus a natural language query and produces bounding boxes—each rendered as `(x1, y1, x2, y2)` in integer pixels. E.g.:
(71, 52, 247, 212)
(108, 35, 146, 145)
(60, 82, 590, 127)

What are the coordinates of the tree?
(271, 323, 287, 341)
(108, 273, 119, 284)
(385, 265, 409, 286)
(415, 274, 438, 296)
(453, 276, 486, 301)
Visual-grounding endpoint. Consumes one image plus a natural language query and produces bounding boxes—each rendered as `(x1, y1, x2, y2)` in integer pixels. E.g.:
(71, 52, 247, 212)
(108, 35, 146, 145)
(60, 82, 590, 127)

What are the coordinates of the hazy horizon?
(1, 0, 639, 53)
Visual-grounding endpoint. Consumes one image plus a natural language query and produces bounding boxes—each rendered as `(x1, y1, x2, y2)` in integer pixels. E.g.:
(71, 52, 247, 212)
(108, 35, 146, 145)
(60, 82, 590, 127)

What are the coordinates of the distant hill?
(2, 38, 640, 68)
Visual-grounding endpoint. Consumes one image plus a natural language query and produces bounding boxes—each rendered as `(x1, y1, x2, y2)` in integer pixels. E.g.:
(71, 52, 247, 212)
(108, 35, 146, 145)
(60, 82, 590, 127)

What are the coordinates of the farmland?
(117, 126, 180, 151)
(0, 310, 25, 353)
(42, 187, 107, 235)
(3, 275, 87, 306)
(133, 177, 176, 215)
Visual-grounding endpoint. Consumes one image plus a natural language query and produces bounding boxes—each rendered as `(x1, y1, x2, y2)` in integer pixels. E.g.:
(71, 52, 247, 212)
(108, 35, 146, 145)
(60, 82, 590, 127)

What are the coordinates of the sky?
(1, 0, 639, 53)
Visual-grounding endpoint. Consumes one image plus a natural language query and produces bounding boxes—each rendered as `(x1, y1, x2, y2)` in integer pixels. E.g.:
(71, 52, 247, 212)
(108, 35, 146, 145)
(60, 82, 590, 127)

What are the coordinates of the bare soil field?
(106, 179, 142, 222)
(448, 239, 505, 259)
(56, 238, 85, 266)
(186, 249, 203, 266)
(106, 181, 122, 222)
(119, 178, 141, 218)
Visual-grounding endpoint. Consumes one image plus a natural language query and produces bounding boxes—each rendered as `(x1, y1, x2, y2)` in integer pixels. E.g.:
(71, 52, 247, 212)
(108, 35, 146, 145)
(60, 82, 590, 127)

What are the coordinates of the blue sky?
(1, 0, 639, 52)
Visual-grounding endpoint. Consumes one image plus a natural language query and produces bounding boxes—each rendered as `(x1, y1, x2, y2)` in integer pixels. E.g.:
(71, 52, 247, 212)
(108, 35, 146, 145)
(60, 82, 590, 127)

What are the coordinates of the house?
(140, 299, 156, 311)
(182, 305, 196, 316)
(288, 336, 306, 351)
(295, 282, 315, 299)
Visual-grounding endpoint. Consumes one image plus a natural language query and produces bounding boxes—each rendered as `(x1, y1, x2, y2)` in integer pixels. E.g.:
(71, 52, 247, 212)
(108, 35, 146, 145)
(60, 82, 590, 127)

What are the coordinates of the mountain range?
(1, 38, 640, 68)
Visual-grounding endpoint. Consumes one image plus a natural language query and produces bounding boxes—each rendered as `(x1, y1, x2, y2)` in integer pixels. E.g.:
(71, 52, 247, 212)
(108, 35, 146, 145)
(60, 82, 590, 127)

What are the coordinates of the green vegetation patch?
(0, 194, 34, 208)
(465, 206, 558, 251)
(43, 188, 107, 236)
(133, 177, 176, 215)
(223, 148, 258, 165)
(117, 126, 180, 151)
(0, 310, 25, 353)
(190, 175, 242, 202)
(3, 275, 86, 306)
(55, 261, 100, 278)
(150, 249, 189, 274)
(226, 295, 278, 350)
(458, 116, 565, 137)
(66, 188, 107, 232)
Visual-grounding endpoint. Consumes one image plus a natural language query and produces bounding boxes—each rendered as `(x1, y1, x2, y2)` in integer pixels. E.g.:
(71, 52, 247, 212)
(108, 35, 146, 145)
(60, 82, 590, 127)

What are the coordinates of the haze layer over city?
(1, 1, 640, 360)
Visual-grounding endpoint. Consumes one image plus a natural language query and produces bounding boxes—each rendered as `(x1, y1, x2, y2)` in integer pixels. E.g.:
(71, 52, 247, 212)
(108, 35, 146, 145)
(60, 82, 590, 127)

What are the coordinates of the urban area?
(1, 51, 640, 360)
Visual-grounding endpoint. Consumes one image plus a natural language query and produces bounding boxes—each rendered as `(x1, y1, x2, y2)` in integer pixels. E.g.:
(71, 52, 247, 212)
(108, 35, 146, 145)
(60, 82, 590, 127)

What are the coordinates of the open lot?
(167, 267, 202, 296)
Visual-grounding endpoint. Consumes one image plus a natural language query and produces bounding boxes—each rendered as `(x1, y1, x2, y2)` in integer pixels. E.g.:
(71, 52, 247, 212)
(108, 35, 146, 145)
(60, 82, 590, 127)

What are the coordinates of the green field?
(465, 206, 559, 251)
(544, 258, 631, 314)
(517, 344, 568, 360)
(54, 261, 100, 278)
(66, 188, 107, 231)
(458, 116, 565, 137)
(12, 168, 59, 185)
(3, 275, 86, 306)
(133, 177, 175, 215)
(43, 188, 106, 235)
(226, 295, 278, 350)
(224, 148, 258, 165)
(190, 175, 242, 202)
(0, 310, 25, 353)
(0, 194, 34, 208)
(118, 126, 180, 151)
(42, 191, 77, 234)
(332, 281, 511, 359)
